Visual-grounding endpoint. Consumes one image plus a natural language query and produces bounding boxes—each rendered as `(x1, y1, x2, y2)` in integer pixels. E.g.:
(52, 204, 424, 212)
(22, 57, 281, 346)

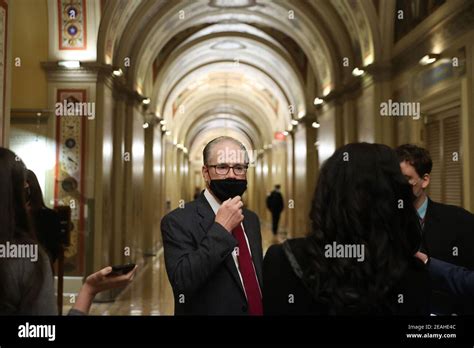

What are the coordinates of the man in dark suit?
(161, 136, 263, 315)
(266, 184, 284, 237)
(397, 144, 474, 314)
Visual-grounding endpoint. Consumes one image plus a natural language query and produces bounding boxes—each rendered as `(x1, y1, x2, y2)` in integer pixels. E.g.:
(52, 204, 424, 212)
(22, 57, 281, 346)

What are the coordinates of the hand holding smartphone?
(109, 263, 136, 276)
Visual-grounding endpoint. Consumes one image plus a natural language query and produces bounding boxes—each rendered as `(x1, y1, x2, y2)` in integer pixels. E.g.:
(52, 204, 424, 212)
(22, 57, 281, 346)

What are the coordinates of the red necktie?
(232, 224, 263, 315)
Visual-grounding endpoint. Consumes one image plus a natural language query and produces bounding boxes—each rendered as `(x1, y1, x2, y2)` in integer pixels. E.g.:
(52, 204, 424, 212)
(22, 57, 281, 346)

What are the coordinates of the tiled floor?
(87, 223, 285, 315)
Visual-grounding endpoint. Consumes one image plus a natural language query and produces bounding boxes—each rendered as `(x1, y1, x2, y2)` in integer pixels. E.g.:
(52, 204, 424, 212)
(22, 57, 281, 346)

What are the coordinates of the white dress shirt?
(203, 189, 260, 297)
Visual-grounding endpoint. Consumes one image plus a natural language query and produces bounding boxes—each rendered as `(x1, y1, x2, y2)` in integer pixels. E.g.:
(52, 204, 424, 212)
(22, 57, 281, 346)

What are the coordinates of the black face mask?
(210, 179, 247, 202)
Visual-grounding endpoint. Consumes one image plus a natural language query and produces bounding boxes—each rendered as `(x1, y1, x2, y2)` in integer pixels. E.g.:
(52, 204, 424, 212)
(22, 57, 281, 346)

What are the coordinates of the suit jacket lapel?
(196, 194, 215, 236)
(196, 193, 246, 299)
(223, 253, 246, 300)
(424, 198, 457, 258)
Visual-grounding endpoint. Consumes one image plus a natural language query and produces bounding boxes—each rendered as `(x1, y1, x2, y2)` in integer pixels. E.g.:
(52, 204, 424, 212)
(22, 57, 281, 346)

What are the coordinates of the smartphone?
(109, 263, 136, 275)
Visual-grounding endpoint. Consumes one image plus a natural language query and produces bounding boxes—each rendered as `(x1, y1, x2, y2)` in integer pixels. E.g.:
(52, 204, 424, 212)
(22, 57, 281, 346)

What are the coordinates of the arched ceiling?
(98, 0, 380, 160)
(176, 92, 274, 146)
(152, 26, 307, 120)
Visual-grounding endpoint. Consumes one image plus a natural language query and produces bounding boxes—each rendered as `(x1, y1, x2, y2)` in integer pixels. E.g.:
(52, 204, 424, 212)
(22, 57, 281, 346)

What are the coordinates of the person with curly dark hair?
(263, 143, 430, 315)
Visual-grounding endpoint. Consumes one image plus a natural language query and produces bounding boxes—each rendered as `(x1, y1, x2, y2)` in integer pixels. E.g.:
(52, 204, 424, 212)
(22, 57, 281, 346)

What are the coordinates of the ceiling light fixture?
(209, 0, 256, 8)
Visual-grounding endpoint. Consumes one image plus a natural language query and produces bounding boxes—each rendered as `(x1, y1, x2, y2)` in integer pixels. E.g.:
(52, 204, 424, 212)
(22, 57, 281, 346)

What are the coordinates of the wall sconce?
(58, 61, 80, 69)
(313, 97, 324, 106)
(112, 68, 123, 77)
(352, 67, 365, 77)
(419, 54, 440, 66)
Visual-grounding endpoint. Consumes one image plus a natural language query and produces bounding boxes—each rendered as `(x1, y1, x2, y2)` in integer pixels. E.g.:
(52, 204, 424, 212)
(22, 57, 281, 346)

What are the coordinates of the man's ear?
(421, 174, 430, 189)
(202, 165, 210, 184)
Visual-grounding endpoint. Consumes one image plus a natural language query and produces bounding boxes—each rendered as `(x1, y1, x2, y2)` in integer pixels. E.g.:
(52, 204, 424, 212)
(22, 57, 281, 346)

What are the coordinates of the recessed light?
(209, 0, 256, 8)
(211, 40, 245, 50)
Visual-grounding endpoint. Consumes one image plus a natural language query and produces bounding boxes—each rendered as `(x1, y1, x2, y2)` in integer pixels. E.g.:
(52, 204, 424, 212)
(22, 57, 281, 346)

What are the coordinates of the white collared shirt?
(203, 189, 260, 297)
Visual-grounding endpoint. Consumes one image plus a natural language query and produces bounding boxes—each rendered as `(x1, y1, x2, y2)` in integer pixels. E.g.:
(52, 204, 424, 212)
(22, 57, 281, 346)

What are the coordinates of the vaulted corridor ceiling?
(97, 0, 380, 163)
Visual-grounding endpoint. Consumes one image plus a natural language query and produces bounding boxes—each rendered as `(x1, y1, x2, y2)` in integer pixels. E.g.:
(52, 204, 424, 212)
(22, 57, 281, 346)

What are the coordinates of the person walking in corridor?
(266, 184, 284, 238)
(161, 136, 263, 315)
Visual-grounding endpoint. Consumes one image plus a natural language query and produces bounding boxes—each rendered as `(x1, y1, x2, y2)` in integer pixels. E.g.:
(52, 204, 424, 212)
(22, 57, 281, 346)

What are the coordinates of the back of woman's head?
(306, 142, 421, 314)
(0, 148, 31, 242)
(0, 148, 45, 313)
(26, 169, 47, 213)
